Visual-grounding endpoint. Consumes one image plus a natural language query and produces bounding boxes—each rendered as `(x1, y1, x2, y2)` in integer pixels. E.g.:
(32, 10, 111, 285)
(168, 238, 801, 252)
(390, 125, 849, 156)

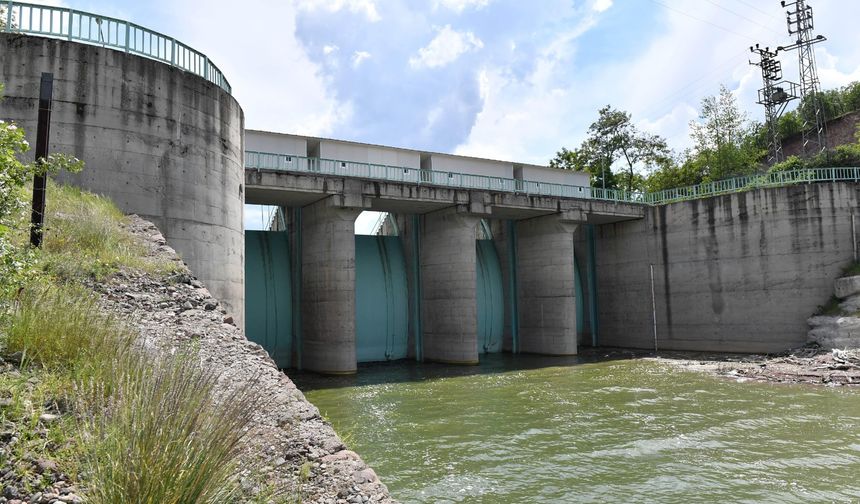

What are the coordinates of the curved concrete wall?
(0, 33, 245, 325)
(594, 183, 859, 353)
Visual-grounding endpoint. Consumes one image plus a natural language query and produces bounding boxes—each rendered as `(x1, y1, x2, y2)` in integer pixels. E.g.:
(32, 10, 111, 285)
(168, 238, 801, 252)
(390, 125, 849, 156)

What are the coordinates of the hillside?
(0, 182, 393, 504)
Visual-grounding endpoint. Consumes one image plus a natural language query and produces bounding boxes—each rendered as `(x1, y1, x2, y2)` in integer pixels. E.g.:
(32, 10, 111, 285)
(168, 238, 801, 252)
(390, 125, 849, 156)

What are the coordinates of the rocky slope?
(93, 216, 394, 503)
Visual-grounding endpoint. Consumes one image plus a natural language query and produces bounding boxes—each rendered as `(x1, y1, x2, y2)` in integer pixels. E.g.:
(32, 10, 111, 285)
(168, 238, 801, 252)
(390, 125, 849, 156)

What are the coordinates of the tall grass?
(82, 354, 257, 504)
(33, 180, 175, 280)
(1, 182, 265, 503)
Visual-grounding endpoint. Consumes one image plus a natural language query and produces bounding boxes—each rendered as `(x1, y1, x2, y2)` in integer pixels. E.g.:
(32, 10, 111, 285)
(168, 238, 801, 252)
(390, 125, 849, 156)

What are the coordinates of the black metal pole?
(30, 72, 53, 248)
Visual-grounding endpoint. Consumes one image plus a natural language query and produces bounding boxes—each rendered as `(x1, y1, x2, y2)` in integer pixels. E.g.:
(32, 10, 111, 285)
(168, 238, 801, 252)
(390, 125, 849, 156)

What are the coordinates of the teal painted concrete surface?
(574, 253, 584, 337)
(355, 235, 410, 363)
(477, 239, 504, 354)
(245, 231, 293, 368)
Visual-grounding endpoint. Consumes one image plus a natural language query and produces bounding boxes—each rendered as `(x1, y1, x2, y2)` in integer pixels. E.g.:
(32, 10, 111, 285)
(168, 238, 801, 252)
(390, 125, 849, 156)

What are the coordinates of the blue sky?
(31, 0, 860, 229)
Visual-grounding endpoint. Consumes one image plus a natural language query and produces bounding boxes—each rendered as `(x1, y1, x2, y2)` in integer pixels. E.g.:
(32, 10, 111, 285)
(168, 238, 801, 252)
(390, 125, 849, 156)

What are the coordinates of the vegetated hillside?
(0, 183, 394, 503)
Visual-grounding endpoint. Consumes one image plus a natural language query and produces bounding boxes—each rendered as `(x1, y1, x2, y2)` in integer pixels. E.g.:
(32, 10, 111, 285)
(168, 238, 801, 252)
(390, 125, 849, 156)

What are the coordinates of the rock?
(204, 301, 217, 311)
(352, 468, 378, 484)
(835, 275, 860, 299)
(38, 414, 59, 425)
(190, 279, 204, 288)
(840, 294, 860, 313)
(35, 459, 58, 474)
(808, 315, 860, 349)
(7, 351, 24, 365)
(181, 301, 194, 310)
(223, 315, 234, 325)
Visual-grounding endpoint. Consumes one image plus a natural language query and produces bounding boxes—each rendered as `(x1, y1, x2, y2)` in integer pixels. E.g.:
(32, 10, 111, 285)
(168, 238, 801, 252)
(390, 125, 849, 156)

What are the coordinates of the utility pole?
(749, 44, 798, 165)
(30, 72, 53, 248)
(779, 0, 827, 155)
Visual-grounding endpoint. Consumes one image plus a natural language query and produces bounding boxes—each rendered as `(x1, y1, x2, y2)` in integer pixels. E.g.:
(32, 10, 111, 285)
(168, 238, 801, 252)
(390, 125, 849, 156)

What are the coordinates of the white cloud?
(592, 0, 612, 13)
(409, 25, 484, 70)
(169, 0, 352, 137)
(434, 0, 490, 13)
(352, 50, 371, 68)
(296, 0, 381, 22)
(323, 44, 339, 55)
(453, 15, 604, 164)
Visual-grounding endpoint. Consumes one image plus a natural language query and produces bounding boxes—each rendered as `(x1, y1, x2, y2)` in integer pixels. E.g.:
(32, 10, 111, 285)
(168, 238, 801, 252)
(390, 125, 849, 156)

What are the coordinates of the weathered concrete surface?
(516, 215, 579, 355)
(0, 33, 246, 326)
(421, 207, 481, 364)
(595, 183, 860, 353)
(835, 275, 860, 299)
(808, 316, 860, 349)
(245, 168, 645, 224)
(300, 197, 362, 374)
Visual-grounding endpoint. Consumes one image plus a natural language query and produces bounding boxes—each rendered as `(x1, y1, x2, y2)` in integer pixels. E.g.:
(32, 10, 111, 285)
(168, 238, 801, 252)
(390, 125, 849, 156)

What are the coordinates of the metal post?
(5, 0, 13, 31)
(852, 213, 857, 263)
(30, 72, 53, 248)
(67, 9, 73, 40)
(650, 263, 657, 353)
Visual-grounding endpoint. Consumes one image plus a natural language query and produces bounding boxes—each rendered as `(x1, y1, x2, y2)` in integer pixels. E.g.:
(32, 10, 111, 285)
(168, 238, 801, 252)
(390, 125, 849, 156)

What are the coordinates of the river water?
(295, 354, 860, 503)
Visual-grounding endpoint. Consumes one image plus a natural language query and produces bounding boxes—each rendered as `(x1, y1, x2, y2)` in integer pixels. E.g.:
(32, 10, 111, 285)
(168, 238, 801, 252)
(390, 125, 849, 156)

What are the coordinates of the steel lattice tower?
(750, 44, 798, 164)
(779, 0, 827, 155)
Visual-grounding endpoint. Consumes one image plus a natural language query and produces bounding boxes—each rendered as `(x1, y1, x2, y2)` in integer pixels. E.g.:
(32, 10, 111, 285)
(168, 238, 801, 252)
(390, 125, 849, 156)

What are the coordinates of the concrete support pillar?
(516, 215, 579, 355)
(301, 197, 362, 374)
(421, 207, 481, 364)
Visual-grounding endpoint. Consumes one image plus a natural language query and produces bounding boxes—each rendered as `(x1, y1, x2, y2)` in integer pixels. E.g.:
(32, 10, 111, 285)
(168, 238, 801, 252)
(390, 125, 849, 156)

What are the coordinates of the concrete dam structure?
(2, 3, 860, 375)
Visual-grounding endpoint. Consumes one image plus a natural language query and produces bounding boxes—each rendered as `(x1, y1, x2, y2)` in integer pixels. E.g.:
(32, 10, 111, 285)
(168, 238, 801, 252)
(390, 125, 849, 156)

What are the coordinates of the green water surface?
(296, 355, 860, 503)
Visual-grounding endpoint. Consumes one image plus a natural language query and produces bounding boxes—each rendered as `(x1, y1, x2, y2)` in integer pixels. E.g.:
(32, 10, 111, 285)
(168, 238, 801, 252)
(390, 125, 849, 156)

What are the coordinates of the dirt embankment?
(97, 216, 394, 504)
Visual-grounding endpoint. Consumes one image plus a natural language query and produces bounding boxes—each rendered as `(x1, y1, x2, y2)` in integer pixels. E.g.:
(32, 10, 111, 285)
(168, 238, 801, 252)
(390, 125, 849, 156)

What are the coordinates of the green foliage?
(549, 105, 670, 192)
(82, 354, 257, 504)
(770, 141, 860, 172)
(38, 181, 176, 281)
(687, 84, 763, 181)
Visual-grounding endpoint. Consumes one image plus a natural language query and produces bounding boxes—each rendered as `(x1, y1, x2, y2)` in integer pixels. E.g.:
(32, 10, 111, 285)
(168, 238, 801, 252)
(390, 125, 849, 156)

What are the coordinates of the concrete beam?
(245, 169, 646, 223)
(516, 215, 580, 355)
(421, 207, 481, 364)
(300, 197, 362, 374)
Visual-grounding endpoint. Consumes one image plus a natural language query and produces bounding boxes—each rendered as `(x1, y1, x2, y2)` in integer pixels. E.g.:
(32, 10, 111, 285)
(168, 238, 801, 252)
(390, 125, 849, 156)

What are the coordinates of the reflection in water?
(295, 354, 860, 503)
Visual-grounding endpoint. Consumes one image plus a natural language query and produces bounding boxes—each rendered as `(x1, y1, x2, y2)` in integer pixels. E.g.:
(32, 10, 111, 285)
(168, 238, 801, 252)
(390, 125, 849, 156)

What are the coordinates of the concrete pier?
(300, 197, 362, 374)
(516, 215, 579, 355)
(421, 207, 482, 364)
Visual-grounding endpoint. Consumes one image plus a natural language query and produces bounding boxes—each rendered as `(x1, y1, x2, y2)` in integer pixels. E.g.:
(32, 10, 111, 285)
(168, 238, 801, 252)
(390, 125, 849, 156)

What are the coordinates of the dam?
(1, 1, 859, 376)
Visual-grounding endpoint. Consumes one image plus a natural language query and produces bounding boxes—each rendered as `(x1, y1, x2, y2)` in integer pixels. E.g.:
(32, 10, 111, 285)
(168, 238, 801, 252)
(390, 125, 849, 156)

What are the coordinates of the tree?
(688, 84, 762, 180)
(550, 105, 670, 192)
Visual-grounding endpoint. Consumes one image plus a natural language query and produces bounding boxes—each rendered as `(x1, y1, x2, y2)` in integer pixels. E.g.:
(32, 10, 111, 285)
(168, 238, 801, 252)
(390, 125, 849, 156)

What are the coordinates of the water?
(295, 354, 860, 503)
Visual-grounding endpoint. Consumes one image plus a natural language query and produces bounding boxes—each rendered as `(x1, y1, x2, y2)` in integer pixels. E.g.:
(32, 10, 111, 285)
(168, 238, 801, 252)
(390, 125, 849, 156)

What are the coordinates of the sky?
(24, 0, 860, 230)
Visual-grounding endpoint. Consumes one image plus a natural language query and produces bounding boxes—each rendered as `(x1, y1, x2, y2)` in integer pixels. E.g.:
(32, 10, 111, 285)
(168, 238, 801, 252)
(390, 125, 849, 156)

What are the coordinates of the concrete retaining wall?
(0, 33, 246, 325)
(594, 183, 860, 352)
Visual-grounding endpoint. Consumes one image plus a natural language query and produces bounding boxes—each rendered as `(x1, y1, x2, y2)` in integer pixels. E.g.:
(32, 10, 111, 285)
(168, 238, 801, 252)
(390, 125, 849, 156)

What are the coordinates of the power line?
(731, 0, 777, 19)
(646, 0, 760, 42)
(703, 0, 783, 37)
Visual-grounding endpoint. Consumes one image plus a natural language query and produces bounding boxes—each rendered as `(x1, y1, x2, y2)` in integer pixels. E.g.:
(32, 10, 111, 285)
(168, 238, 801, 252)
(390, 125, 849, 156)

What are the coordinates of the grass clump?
(842, 261, 860, 277)
(35, 181, 178, 281)
(82, 354, 256, 504)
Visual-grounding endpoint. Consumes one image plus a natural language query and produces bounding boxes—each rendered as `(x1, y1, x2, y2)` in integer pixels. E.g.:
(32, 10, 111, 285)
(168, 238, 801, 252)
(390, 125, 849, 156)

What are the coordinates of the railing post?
(204, 55, 209, 80)
(124, 21, 129, 52)
(5, 1, 12, 31)
(66, 9, 73, 39)
(170, 37, 176, 66)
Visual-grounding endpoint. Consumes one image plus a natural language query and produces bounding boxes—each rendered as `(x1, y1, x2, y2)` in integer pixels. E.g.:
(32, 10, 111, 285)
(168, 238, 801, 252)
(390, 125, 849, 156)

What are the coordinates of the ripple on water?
(299, 357, 860, 503)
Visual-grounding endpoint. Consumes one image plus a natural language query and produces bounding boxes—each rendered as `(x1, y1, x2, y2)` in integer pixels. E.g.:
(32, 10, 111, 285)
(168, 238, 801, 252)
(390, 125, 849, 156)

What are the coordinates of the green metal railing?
(643, 167, 860, 204)
(245, 151, 643, 203)
(245, 150, 860, 206)
(2, 1, 231, 94)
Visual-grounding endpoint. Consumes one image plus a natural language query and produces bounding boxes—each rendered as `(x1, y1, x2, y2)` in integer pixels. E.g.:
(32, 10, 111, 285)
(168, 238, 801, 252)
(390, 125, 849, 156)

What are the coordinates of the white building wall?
(319, 141, 421, 170)
(245, 130, 308, 157)
(429, 154, 514, 178)
(520, 165, 589, 187)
